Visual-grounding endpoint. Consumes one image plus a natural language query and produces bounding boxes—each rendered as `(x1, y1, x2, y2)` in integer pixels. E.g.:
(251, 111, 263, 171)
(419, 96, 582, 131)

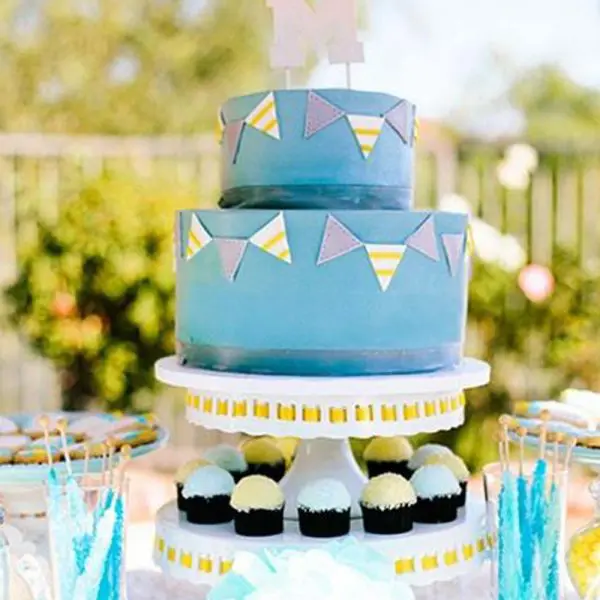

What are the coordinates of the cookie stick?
(57, 418, 72, 477)
(38, 415, 54, 468)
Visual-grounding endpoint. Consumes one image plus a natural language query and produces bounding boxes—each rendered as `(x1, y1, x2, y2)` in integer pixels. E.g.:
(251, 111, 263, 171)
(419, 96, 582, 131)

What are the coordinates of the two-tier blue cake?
(175, 89, 469, 376)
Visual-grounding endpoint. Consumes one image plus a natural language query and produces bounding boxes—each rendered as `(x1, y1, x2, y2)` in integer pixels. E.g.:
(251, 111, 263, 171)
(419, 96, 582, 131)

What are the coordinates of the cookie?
(0, 435, 31, 451)
(22, 413, 63, 439)
(0, 448, 14, 465)
(0, 416, 19, 435)
(112, 427, 158, 450)
(67, 415, 114, 442)
(13, 447, 60, 465)
(514, 401, 595, 430)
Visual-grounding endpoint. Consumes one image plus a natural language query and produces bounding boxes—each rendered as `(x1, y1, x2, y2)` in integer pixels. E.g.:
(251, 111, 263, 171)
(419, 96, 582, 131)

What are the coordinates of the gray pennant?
(385, 100, 415, 144)
(215, 238, 248, 281)
(406, 216, 439, 261)
(442, 233, 465, 277)
(317, 215, 363, 265)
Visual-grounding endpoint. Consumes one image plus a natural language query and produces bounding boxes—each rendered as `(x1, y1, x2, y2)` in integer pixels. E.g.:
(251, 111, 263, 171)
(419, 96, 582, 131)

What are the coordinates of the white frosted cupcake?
(231, 475, 285, 537)
(407, 443, 453, 474)
(297, 479, 351, 538)
(410, 464, 461, 524)
(175, 458, 212, 511)
(182, 465, 235, 525)
(203, 445, 248, 482)
(360, 473, 416, 535)
(423, 453, 470, 507)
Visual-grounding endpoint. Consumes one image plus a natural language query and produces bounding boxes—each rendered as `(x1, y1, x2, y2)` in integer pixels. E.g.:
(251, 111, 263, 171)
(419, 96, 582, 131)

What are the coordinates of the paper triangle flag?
(249, 212, 291, 264)
(442, 233, 465, 277)
(304, 91, 345, 139)
(317, 215, 363, 265)
(365, 244, 407, 292)
(245, 92, 280, 140)
(346, 115, 385, 159)
(215, 239, 248, 281)
(186, 214, 212, 261)
(406, 216, 439, 261)
(224, 120, 245, 164)
(385, 100, 415, 144)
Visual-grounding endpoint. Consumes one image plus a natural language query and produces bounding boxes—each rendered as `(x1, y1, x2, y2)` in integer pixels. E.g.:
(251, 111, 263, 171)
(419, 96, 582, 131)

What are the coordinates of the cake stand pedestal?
(153, 356, 492, 588)
(280, 438, 366, 519)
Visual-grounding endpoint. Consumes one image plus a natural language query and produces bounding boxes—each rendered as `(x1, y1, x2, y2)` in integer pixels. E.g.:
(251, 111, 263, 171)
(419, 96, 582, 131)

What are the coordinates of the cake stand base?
(280, 438, 367, 520)
(154, 499, 492, 589)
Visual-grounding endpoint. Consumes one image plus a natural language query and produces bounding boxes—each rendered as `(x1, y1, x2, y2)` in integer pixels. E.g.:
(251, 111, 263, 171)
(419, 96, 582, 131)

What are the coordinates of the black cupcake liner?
(360, 504, 413, 535)
(176, 483, 187, 512)
(185, 494, 233, 525)
(298, 508, 351, 538)
(413, 496, 458, 524)
(456, 481, 468, 508)
(234, 506, 284, 537)
(230, 470, 247, 484)
(366, 460, 412, 480)
(246, 461, 286, 483)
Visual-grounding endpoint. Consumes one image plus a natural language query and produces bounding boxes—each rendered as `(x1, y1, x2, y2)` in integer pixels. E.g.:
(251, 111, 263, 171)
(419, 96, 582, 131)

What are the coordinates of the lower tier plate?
(153, 499, 492, 588)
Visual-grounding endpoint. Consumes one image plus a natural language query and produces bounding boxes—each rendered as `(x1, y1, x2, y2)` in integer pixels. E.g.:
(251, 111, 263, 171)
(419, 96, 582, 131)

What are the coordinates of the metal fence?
(1, 132, 599, 445)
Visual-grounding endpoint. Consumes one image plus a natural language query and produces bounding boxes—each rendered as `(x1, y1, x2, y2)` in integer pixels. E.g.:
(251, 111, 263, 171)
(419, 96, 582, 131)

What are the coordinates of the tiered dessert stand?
(153, 355, 492, 589)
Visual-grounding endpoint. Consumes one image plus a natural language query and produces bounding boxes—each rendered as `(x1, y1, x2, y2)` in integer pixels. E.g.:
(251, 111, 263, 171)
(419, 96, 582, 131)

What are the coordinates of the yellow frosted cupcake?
(363, 437, 413, 479)
(231, 475, 285, 537)
(360, 473, 416, 535)
(243, 439, 286, 483)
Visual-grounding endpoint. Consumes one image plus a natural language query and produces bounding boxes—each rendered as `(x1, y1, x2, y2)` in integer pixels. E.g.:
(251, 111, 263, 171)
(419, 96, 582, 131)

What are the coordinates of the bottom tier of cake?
(153, 499, 493, 588)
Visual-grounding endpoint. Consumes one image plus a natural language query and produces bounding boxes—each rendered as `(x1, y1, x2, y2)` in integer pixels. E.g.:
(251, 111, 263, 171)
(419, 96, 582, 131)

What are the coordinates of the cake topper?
(266, 0, 364, 89)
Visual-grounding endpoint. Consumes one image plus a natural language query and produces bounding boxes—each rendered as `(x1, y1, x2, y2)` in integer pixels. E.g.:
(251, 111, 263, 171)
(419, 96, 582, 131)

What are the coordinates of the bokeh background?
(0, 0, 599, 532)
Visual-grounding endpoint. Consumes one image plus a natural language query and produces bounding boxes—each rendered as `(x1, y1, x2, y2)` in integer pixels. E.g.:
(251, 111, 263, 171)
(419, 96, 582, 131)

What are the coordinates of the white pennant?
(186, 214, 213, 261)
(245, 92, 281, 140)
(365, 244, 406, 291)
(249, 212, 291, 263)
(346, 115, 385, 158)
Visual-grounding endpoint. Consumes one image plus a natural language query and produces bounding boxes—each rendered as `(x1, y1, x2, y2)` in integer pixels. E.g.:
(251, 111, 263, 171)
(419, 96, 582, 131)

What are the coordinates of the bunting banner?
(317, 215, 363, 265)
(215, 239, 248, 282)
(405, 216, 439, 261)
(224, 120, 245, 164)
(249, 212, 292, 264)
(346, 115, 385, 159)
(365, 244, 407, 292)
(245, 92, 281, 140)
(304, 91, 345, 139)
(442, 233, 465, 277)
(384, 100, 415, 145)
(186, 214, 213, 261)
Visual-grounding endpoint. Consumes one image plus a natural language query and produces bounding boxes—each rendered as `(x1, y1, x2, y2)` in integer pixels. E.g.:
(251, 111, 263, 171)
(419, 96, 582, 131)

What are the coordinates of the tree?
(0, 0, 272, 134)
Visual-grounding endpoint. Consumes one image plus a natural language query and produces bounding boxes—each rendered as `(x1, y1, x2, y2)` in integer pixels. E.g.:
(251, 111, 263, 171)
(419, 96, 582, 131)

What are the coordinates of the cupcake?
(230, 475, 285, 537)
(297, 479, 351, 538)
(410, 464, 461, 524)
(182, 465, 235, 525)
(423, 453, 470, 508)
(243, 439, 286, 482)
(203, 445, 248, 482)
(175, 458, 213, 511)
(363, 437, 413, 479)
(360, 473, 416, 535)
(407, 443, 452, 475)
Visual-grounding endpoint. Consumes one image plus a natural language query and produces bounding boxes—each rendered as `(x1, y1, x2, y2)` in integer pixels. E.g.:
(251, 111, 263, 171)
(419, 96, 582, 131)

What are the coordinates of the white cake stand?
(153, 356, 492, 589)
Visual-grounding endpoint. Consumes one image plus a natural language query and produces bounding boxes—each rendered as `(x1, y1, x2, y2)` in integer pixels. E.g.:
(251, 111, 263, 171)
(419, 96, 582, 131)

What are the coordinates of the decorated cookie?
(13, 447, 61, 465)
(0, 435, 31, 451)
(0, 448, 14, 465)
(0, 416, 19, 436)
(66, 415, 114, 442)
(514, 400, 595, 430)
(22, 413, 63, 439)
(112, 427, 158, 449)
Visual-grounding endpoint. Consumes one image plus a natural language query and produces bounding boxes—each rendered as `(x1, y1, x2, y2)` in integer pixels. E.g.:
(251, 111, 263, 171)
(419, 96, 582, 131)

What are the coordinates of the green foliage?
(510, 66, 600, 146)
(0, 0, 271, 134)
(4, 175, 197, 411)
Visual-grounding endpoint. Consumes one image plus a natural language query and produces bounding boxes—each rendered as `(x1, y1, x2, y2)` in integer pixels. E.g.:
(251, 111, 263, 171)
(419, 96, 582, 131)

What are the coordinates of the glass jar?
(567, 479, 600, 599)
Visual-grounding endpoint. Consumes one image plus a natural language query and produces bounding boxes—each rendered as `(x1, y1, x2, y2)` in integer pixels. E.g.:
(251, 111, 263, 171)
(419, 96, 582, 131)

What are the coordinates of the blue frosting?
(297, 479, 351, 512)
(220, 90, 414, 209)
(176, 209, 468, 376)
(410, 465, 460, 499)
(182, 465, 235, 499)
(203, 445, 247, 473)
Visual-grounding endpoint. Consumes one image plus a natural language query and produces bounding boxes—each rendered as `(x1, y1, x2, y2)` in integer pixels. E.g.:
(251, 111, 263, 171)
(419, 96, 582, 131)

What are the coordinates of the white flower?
(438, 194, 472, 216)
(496, 160, 530, 191)
(506, 144, 539, 173)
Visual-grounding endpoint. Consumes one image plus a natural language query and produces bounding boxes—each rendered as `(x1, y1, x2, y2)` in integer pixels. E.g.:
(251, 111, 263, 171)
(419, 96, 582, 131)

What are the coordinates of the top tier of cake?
(219, 89, 416, 211)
